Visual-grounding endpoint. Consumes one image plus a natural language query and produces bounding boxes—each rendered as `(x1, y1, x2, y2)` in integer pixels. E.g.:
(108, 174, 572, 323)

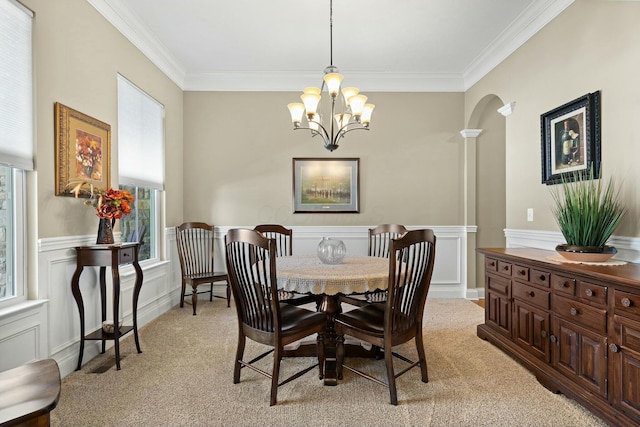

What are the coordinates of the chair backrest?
(368, 224, 409, 258)
(254, 224, 292, 257)
(225, 228, 280, 335)
(386, 229, 436, 335)
(176, 222, 215, 277)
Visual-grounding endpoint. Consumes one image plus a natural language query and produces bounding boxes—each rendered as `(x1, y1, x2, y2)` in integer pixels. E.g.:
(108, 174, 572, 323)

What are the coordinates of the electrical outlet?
(527, 208, 534, 222)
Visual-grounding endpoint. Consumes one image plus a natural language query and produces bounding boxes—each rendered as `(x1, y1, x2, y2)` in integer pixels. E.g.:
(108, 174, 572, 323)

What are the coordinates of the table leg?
(318, 295, 342, 386)
(99, 267, 107, 354)
(112, 265, 121, 370)
(71, 266, 85, 371)
(132, 261, 143, 353)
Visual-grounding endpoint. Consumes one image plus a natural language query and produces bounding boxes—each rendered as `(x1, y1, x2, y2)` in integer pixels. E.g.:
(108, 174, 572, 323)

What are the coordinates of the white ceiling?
(88, 0, 573, 92)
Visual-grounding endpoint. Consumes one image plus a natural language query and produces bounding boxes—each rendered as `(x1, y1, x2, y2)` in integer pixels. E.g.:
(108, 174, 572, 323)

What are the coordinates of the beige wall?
(183, 91, 465, 226)
(465, 0, 640, 238)
(25, 0, 184, 239)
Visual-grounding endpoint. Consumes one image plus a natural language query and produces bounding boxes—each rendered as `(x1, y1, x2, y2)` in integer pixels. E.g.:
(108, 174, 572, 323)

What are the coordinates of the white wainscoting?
(0, 225, 472, 378)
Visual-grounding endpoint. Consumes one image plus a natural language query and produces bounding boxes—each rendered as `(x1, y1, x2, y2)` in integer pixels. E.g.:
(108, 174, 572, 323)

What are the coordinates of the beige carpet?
(51, 299, 607, 427)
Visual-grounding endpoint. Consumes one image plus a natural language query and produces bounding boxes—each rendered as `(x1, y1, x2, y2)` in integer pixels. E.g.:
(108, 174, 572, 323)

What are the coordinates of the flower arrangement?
(76, 133, 102, 180)
(71, 182, 135, 220)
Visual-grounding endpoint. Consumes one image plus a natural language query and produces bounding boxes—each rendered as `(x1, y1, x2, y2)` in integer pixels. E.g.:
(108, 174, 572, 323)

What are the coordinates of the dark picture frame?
(541, 91, 601, 185)
(54, 102, 111, 196)
(292, 158, 360, 213)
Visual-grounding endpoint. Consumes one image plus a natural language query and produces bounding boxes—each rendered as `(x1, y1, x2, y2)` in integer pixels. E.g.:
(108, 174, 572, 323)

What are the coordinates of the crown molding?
(463, 0, 574, 91)
(91, 0, 574, 93)
(88, 0, 186, 88)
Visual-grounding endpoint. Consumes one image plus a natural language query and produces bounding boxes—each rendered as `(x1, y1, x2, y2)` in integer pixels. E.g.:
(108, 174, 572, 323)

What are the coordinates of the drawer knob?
(503, 266, 509, 271)
(549, 335, 557, 343)
(561, 282, 570, 288)
(527, 291, 535, 298)
(584, 289, 594, 297)
(609, 343, 619, 353)
(539, 275, 547, 282)
(570, 307, 578, 316)
(489, 261, 495, 267)
(622, 297, 632, 308)
(518, 270, 526, 276)
(123, 253, 130, 257)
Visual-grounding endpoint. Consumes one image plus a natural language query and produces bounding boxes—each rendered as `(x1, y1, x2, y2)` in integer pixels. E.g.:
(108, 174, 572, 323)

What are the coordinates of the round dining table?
(276, 254, 389, 385)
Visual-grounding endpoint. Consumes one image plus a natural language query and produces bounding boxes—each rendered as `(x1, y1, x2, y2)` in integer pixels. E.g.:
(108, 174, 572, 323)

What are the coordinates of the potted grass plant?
(550, 166, 626, 262)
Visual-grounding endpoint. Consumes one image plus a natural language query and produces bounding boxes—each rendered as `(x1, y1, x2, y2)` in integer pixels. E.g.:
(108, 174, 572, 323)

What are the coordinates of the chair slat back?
(386, 229, 436, 334)
(368, 224, 408, 258)
(176, 222, 215, 276)
(254, 224, 292, 257)
(226, 228, 279, 333)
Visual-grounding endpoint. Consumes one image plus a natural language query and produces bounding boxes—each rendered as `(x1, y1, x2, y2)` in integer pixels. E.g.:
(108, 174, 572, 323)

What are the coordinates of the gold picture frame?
(54, 102, 111, 197)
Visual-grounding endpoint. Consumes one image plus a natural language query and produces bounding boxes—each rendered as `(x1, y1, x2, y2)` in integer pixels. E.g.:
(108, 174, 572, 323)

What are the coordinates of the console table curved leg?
(132, 261, 143, 353)
(99, 267, 107, 354)
(71, 266, 85, 371)
(112, 265, 122, 370)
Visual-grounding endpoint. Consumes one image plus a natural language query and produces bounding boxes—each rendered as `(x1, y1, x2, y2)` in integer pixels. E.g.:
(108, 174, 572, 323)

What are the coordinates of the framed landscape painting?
(292, 158, 359, 213)
(54, 102, 111, 197)
(540, 91, 601, 185)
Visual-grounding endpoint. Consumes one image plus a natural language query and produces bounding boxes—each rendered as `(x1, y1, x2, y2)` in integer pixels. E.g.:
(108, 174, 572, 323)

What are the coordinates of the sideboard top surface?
(478, 247, 640, 289)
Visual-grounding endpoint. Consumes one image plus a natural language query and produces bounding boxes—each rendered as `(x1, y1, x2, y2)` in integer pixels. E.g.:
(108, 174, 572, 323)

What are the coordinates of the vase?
(555, 244, 617, 263)
(317, 237, 346, 264)
(96, 218, 115, 244)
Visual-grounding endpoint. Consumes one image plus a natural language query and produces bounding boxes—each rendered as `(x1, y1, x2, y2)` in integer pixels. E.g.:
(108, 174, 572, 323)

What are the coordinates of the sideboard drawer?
(530, 269, 551, 288)
(485, 258, 498, 273)
(553, 295, 607, 333)
(551, 274, 576, 297)
(514, 265, 529, 281)
(513, 281, 550, 309)
(577, 281, 607, 306)
(497, 261, 512, 277)
(614, 290, 640, 320)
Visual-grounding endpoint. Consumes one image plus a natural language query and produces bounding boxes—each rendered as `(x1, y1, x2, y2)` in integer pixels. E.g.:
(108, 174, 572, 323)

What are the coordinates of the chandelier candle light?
(287, 0, 374, 152)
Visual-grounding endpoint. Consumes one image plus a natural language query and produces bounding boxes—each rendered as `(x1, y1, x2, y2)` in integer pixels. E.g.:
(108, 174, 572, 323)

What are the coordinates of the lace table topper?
(276, 255, 389, 296)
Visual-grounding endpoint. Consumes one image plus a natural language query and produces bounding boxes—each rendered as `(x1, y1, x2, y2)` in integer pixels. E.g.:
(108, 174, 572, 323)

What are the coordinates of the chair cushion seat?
(280, 304, 326, 335)
(185, 271, 227, 282)
(335, 305, 385, 336)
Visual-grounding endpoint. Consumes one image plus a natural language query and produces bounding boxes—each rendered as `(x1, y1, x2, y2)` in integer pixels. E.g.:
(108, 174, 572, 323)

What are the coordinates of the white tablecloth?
(276, 255, 389, 295)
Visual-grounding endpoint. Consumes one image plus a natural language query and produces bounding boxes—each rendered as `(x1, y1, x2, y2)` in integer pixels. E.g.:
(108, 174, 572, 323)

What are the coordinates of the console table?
(478, 247, 640, 426)
(71, 243, 143, 370)
(0, 359, 61, 427)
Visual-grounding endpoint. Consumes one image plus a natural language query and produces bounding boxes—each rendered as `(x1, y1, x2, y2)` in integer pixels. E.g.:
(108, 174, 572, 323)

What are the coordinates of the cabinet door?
(513, 299, 550, 362)
(552, 317, 607, 398)
(486, 273, 511, 337)
(610, 315, 640, 421)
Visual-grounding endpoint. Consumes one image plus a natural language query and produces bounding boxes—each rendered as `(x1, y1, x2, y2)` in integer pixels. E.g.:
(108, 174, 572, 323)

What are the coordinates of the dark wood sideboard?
(477, 248, 640, 427)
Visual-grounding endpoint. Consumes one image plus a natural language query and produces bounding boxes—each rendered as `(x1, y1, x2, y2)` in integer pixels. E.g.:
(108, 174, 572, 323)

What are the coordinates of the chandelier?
(287, 0, 374, 152)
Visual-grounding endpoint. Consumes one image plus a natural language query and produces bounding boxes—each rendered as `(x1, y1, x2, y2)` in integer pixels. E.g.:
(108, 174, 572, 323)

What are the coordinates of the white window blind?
(117, 74, 164, 190)
(0, 0, 33, 170)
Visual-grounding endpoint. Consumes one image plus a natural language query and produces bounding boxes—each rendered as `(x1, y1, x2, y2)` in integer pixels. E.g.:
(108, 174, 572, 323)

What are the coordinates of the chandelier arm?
(292, 123, 331, 146)
(333, 126, 370, 147)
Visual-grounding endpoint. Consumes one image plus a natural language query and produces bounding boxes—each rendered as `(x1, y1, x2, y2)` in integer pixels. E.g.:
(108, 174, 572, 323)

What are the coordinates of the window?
(117, 74, 164, 262)
(0, 0, 33, 305)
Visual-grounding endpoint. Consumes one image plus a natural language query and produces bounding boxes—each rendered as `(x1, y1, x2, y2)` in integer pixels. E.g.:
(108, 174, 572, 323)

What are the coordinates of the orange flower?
(70, 182, 135, 220)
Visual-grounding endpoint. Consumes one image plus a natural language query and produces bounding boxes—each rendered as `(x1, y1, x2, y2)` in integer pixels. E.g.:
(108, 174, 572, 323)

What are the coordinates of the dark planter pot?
(555, 244, 617, 263)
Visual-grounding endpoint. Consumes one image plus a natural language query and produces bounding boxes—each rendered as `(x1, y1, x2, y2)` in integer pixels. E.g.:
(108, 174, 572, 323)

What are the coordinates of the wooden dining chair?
(342, 224, 409, 307)
(225, 228, 327, 406)
(335, 228, 436, 405)
(176, 222, 230, 315)
(253, 224, 316, 306)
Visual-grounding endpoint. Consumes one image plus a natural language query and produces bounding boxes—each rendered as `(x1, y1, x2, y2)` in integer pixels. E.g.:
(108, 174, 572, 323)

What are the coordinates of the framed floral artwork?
(54, 102, 111, 197)
(292, 158, 359, 213)
(541, 91, 601, 185)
